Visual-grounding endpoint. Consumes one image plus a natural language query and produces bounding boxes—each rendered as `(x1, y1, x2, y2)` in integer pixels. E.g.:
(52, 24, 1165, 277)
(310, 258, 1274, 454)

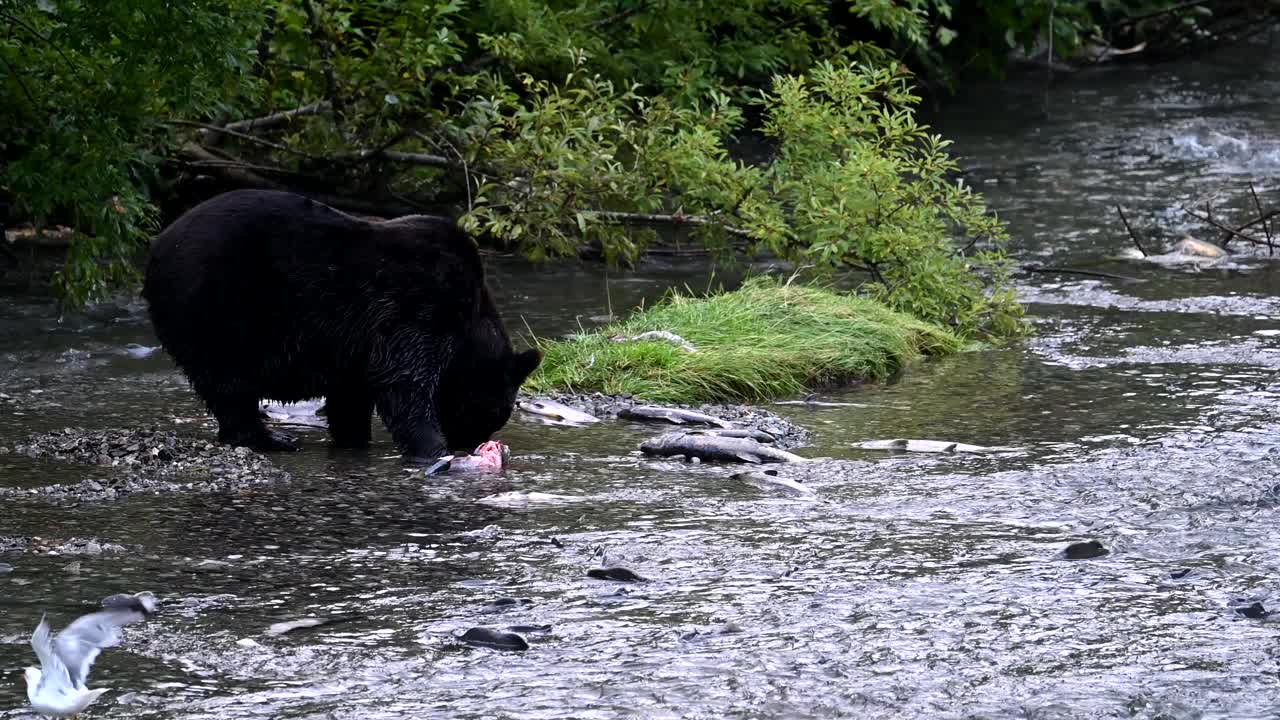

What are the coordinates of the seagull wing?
(54, 600, 154, 688)
(30, 615, 73, 694)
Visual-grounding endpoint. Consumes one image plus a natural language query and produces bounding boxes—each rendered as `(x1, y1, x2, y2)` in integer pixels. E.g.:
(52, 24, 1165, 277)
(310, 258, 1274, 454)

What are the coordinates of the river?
(2, 35, 1280, 720)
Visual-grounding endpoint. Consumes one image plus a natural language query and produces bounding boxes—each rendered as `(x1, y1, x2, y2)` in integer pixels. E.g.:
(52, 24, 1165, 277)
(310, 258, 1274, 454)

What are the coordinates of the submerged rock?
(587, 567, 647, 583)
(459, 627, 529, 651)
(1230, 598, 1269, 619)
(481, 597, 533, 613)
(1060, 540, 1109, 560)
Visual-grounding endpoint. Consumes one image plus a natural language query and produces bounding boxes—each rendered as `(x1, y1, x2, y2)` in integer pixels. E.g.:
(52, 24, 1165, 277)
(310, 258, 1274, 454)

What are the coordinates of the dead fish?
(587, 567, 646, 582)
(1170, 236, 1228, 258)
(259, 399, 329, 428)
(422, 441, 510, 476)
(476, 491, 583, 507)
(731, 469, 816, 496)
(459, 627, 529, 651)
(619, 406, 733, 428)
(685, 428, 776, 443)
(517, 399, 600, 425)
(855, 439, 1017, 454)
(123, 343, 159, 359)
(641, 432, 806, 464)
(609, 330, 697, 353)
(266, 614, 363, 636)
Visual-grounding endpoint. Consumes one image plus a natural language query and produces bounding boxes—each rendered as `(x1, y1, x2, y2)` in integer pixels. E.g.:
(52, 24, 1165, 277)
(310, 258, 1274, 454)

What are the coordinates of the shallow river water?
(4, 36, 1280, 720)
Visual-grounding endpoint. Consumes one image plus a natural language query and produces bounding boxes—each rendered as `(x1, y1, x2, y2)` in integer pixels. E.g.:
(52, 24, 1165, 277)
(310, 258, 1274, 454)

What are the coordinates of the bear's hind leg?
(325, 389, 373, 448)
(206, 391, 300, 452)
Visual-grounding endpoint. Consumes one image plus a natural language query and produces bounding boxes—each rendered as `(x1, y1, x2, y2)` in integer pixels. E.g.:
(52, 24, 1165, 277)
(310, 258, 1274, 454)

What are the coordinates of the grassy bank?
(525, 278, 964, 404)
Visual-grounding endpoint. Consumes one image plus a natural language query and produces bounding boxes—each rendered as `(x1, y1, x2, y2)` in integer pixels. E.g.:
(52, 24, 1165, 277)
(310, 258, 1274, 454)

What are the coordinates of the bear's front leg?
(374, 383, 449, 462)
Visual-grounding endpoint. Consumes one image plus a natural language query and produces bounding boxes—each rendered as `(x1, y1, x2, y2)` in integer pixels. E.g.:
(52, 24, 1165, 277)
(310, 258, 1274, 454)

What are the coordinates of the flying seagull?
(24, 592, 159, 719)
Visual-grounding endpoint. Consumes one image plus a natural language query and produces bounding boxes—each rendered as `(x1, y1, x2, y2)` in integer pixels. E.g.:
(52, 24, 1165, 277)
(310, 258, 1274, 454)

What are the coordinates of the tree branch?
(1180, 206, 1272, 249)
(584, 209, 757, 240)
(224, 102, 331, 133)
(164, 120, 321, 159)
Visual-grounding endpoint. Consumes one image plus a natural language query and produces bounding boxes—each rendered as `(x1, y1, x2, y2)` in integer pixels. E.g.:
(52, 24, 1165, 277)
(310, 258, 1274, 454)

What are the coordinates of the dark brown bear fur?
(142, 189, 540, 461)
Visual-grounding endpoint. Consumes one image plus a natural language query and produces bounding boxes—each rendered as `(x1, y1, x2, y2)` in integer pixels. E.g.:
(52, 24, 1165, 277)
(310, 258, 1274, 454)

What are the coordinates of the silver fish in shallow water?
(731, 469, 816, 496)
(619, 406, 733, 428)
(855, 439, 1019, 454)
(517, 399, 600, 425)
(640, 432, 806, 464)
(683, 428, 776, 443)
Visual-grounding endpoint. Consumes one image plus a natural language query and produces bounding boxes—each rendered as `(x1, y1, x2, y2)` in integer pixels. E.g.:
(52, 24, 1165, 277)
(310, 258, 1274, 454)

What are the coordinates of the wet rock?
(3, 426, 292, 501)
(587, 567, 647, 582)
(1231, 600, 1269, 619)
(62, 561, 82, 574)
(0, 562, 14, 575)
(1060, 540, 1108, 560)
(459, 627, 529, 651)
(235, 638, 261, 648)
(522, 392, 810, 449)
(0, 536, 131, 556)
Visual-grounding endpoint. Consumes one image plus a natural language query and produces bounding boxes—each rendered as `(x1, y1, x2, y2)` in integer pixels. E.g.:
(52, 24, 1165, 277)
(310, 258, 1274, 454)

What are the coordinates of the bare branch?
(164, 120, 321, 159)
(1115, 204, 1148, 256)
(584, 210, 757, 240)
(224, 102, 331, 133)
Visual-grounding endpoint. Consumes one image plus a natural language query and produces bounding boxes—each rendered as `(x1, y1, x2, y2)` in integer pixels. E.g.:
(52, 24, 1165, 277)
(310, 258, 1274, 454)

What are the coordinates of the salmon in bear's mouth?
(424, 440, 509, 475)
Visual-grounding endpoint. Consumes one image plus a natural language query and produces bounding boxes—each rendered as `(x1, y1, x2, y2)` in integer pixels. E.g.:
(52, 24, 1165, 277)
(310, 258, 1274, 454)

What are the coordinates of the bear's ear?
(507, 348, 543, 386)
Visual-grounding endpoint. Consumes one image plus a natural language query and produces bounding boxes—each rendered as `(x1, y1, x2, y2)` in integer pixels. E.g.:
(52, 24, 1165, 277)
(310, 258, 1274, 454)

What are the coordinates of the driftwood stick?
(1116, 205, 1148, 256)
(1249, 182, 1274, 255)
(1181, 206, 1267, 247)
(1020, 264, 1142, 282)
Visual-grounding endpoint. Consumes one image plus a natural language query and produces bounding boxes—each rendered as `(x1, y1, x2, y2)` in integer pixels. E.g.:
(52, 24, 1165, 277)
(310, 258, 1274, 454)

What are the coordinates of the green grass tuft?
(525, 277, 964, 403)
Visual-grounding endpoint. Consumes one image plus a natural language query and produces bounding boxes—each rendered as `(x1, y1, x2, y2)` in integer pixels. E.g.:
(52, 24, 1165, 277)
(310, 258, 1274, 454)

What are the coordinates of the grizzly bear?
(142, 189, 540, 462)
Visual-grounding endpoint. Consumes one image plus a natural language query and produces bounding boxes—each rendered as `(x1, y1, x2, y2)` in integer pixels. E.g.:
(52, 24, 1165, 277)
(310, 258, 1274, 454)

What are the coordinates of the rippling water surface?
(4, 35, 1280, 720)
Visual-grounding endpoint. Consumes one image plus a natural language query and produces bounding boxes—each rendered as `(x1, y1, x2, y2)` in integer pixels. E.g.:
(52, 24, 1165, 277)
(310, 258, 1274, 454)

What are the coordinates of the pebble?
(587, 567, 647, 582)
(459, 627, 529, 651)
(1061, 540, 1108, 560)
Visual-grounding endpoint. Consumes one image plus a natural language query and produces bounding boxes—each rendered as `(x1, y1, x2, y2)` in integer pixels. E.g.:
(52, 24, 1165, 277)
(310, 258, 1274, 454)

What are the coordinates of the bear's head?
(439, 347, 542, 451)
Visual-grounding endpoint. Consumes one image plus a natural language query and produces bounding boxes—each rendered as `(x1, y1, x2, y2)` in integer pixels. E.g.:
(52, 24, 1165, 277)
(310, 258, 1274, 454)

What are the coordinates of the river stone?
(1061, 540, 1108, 560)
(1231, 600, 1269, 619)
(459, 627, 529, 651)
(587, 567, 646, 582)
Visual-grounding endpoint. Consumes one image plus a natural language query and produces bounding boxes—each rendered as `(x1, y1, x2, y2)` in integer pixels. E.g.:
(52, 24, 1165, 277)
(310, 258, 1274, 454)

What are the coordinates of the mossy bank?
(524, 278, 964, 404)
